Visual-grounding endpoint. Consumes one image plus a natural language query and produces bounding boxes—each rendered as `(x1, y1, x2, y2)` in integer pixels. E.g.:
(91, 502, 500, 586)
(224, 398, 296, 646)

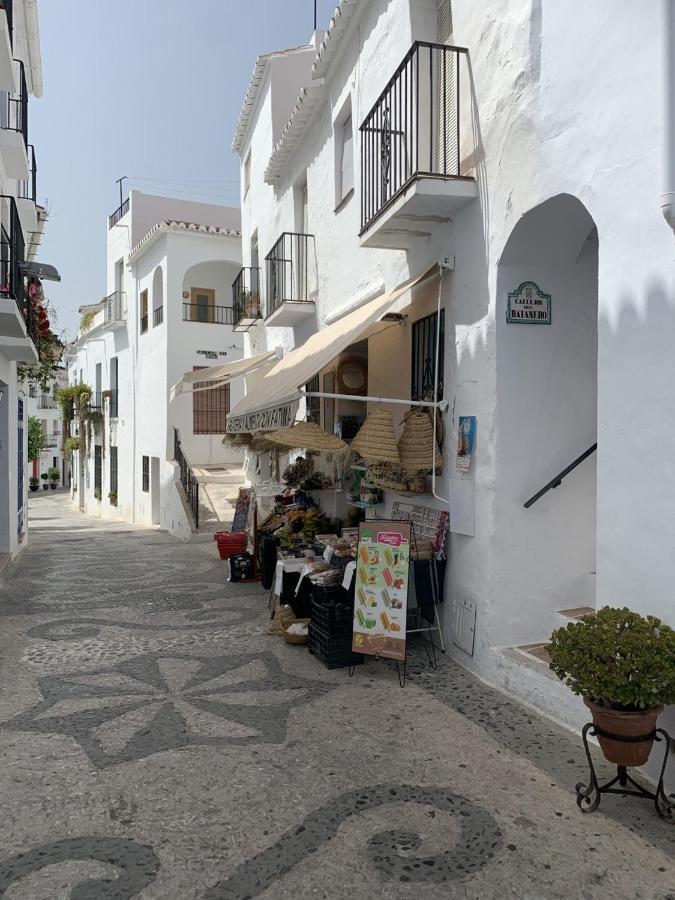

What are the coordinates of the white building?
(25, 365, 68, 490)
(68, 190, 245, 537)
(226, 0, 675, 774)
(0, 0, 53, 564)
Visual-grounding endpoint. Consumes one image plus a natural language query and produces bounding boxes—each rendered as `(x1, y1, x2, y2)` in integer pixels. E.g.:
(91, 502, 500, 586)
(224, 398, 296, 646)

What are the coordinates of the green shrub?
(40, 472, 49, 481)
(549, 606, 675, 711)
(48, 467, 59, 481)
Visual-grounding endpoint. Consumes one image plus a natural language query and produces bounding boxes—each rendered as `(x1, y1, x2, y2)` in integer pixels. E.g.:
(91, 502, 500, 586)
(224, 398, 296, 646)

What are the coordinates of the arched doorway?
(494, 194, 598, 646)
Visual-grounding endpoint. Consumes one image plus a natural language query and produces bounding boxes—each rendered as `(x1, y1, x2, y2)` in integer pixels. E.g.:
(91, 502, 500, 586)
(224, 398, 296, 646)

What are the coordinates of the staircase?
(192, 465, 247, 534)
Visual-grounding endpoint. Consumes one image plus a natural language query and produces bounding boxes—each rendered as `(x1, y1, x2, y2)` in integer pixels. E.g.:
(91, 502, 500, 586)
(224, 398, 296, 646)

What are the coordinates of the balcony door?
(191, 287, 215, 323)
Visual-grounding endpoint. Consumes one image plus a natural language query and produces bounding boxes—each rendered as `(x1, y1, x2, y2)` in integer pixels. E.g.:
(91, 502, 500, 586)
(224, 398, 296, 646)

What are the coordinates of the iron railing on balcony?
(182, 302, 235, 325)
(232, 266, 262, 325)
(0, 195, 36, 344)
(265, 232, 315, 316)
(103, 290, 125, 325)
(1, 58, 27, 150)
(153, 305, 163, 326)
(88, 392, 102, 412)
(37, 394, 57, 409)
(108, 198, 129, 229)
(1, 1, 14, 47)
(19, 144, 36, 203)
(174, 428, 199, 529)
(360, 42, 468, 233)
(43, 432, 60, 448)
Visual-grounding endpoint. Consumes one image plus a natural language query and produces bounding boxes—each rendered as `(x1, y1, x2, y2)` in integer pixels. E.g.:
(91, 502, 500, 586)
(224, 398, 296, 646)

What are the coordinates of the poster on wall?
(456, 416, 477, 472)
(352, 521, 411, 661)
(506, 281, 551, 324)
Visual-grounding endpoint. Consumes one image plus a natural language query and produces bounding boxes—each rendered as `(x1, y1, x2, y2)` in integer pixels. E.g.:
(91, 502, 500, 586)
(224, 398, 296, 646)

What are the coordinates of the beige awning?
(169, 349, 278, 402)
(226, 268, 437, 433)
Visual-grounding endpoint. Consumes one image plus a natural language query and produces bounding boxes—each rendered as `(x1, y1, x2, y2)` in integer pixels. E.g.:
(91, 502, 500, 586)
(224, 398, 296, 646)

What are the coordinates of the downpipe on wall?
(662, 0, 675, 234)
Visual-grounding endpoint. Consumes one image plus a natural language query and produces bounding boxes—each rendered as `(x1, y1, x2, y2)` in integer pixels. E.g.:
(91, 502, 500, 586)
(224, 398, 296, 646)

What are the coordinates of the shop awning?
(169, 349, 278, 402)
(226, 268, 437, 433)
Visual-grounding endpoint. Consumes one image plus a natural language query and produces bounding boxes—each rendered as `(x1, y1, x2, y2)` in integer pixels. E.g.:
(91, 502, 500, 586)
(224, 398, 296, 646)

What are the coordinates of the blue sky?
(31, 0, 338, 337)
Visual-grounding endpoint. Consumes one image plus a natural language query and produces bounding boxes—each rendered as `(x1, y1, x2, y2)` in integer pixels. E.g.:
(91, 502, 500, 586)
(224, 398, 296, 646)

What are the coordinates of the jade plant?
(549, 606, 675, 711)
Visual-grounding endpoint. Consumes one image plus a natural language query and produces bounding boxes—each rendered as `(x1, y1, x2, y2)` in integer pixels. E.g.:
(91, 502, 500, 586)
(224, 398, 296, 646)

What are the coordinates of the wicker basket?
(282, 617, 311, 644)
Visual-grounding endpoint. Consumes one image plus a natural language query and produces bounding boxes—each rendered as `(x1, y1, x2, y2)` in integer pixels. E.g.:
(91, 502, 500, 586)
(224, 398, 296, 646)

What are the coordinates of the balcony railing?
(43, 432, 60, 448)
(38, 395, 57, 409)
(103, 290, 125, 325)
(108, 197, 129, 229)
(0, 195, 32, 342)
(360, 42, 468, 233)
(182, 303, 235, 325)
(153, 305, 163, 326)
(88, 392, 102, 411)
(1, 1, 14, 47)
(1, 58, 27, 149)
(19, 144, 36, 203)
(265, 232, 315, 316)
(232, 266, 262, 329)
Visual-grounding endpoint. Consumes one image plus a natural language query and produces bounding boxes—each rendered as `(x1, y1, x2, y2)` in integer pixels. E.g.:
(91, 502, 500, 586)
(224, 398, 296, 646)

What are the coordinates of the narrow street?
(0, 494, 671, 899)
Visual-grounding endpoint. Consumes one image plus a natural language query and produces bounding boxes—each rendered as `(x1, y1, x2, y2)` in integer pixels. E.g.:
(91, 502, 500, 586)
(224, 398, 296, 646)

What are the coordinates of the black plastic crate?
(308, 622, 362, 669)
(310, 597, 353, 636)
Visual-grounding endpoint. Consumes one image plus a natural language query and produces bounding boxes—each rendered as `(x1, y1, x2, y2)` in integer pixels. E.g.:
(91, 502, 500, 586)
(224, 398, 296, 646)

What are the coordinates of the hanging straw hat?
(398, 409, 442, 474)
(351, 406, 400, 465)
(266, 421, 348, 455)
(221, 432, 252, 448)
(251, 432, 276, 453)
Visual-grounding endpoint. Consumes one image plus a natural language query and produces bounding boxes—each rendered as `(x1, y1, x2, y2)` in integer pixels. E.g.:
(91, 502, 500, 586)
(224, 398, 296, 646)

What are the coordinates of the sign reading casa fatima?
(507, 281, 551, 324)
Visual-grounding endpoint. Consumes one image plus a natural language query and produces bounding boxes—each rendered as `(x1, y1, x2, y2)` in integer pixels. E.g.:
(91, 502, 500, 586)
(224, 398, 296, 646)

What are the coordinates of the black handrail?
(182, 302, 235, 325)
(232, 266, 262, 325)
(108, 197, 129, 229)
(265, 232, 314, 315)
(173, 428, 199, 529)
(524, 444, 597, 509)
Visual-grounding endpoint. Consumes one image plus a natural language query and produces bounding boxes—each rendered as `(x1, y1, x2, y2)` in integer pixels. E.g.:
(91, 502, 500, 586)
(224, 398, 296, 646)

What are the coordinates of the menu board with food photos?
(352, 520, 411, 661)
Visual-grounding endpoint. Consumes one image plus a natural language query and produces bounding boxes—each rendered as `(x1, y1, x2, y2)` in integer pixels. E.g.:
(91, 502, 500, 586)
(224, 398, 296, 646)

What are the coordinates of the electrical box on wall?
(440, 256, 455, 270)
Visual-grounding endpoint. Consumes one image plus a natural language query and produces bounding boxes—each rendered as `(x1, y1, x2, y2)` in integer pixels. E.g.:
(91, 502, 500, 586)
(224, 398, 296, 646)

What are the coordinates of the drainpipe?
(662, 0, 675, 233)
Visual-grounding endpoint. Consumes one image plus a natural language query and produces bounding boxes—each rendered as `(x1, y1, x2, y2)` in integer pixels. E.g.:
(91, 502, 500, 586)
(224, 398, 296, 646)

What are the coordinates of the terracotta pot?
(584, 698, 663, 766)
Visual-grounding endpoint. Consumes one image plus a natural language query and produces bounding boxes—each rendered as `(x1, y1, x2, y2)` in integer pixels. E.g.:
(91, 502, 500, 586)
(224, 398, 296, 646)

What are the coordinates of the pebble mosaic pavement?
(0, 493, 673, 898)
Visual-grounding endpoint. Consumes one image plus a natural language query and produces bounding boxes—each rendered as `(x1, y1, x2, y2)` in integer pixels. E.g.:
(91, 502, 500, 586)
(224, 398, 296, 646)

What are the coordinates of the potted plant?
(94, 486, 102, 501)
(29, 476, 39, 492)
(40, 473, 49, 491)
(549, 606, 675, 766)
(108, 490, 118, 506)
(48, 467, 59, 490)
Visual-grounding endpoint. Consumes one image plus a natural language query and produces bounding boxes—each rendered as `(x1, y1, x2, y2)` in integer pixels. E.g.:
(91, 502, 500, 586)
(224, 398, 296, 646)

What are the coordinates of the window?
(192, 367, 230, 434)
(53, 456, 57, 468)
(189, 287, 215, 323)
(110, 446, 118, 495)
(142, 455, 149, 492)
(334, 97, 354, 207)
(140, 289, 148, 333)
(28, 384, 37, 398)
(95, 362, 102, 409)
(94, 445, 102, 493)
(110, 357, 118, 418)
(411, 310, 445, 402)
(244, 151, 251, 196)
(305, 374, 320, 424)
(152, 266, 164, 326)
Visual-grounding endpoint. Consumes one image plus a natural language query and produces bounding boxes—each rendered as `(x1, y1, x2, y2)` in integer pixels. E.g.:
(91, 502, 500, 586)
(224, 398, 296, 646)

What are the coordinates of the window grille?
(142, 455, 149, 492)
(110, 446, 118, 494)
(94, 445, 102, 492)
(411, 310, 444, 402)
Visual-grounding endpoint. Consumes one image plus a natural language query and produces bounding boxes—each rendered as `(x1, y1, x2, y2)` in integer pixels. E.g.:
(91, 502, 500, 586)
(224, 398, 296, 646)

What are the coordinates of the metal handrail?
(108, 197, 129, 229)
(182, 302, 235, 325)
(232, 266, 262, 323)
(173, 428, 199, 529)
(265, 232, 314, 315)
(19, 144, 36, 202)
(523, 444, 597, 509)
(103, 290, 126, 324)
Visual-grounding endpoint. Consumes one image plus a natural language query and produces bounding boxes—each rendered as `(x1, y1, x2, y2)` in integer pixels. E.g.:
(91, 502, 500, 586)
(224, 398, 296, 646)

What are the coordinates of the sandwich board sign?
(507, 281, 551, 324)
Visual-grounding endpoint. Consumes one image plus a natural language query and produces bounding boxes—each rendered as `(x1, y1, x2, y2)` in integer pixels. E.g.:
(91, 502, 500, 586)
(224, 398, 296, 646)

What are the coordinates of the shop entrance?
(494, 194, 598, 647)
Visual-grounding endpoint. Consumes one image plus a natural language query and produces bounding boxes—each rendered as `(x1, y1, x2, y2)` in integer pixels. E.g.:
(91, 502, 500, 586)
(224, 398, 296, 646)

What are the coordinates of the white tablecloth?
(273, 558, 307, 597)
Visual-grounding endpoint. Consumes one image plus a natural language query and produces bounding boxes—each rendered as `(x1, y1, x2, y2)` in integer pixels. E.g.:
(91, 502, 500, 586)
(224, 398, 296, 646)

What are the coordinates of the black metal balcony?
(43, 432, 60, 449)
(88, 392, 102, 411)
(265, 232, 315, 318)
(108, 197, 129, 229)
(38, 394, 57, 409)
(232, 266, 262, 331)
(19, 144, 36, 203)
(1, 58, 27, 149)
(1, 195, 27, 313)
(360, 42, 469, 234)
(182, 302, 235, 325)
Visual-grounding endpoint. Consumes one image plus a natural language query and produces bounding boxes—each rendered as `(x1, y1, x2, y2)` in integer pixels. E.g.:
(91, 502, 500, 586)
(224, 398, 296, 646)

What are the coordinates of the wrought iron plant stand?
(576, 723, 674, 821)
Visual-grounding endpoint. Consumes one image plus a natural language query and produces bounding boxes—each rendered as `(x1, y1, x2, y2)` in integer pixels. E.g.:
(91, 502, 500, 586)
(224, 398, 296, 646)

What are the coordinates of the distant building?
(67, 191, 244, 535)
(25, 366, 68, 490)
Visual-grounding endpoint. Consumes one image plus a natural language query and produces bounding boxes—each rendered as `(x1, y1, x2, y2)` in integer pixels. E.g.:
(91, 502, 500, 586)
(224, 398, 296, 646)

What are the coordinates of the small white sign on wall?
(507, 281, 551, 324)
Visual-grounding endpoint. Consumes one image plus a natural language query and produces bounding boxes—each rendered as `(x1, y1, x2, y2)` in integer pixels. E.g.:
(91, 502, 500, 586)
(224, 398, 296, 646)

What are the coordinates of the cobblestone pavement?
(0, 493, 673, 899)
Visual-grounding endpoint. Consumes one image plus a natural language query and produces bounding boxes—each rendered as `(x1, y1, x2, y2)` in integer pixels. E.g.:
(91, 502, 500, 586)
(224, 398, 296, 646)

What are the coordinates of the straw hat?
(351, 406, 400, 465)
(267, 421, 348, 455)
(222, 432, 252, 447)
(251, 432, 276, 453)
(398, 409, 442, 473)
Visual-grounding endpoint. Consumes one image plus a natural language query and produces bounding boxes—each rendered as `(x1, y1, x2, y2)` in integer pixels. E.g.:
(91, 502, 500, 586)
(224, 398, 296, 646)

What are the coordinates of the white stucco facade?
(0, 0, 48, 563)
(232, 0, 675, 780)
(68, 191, 243, 536)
